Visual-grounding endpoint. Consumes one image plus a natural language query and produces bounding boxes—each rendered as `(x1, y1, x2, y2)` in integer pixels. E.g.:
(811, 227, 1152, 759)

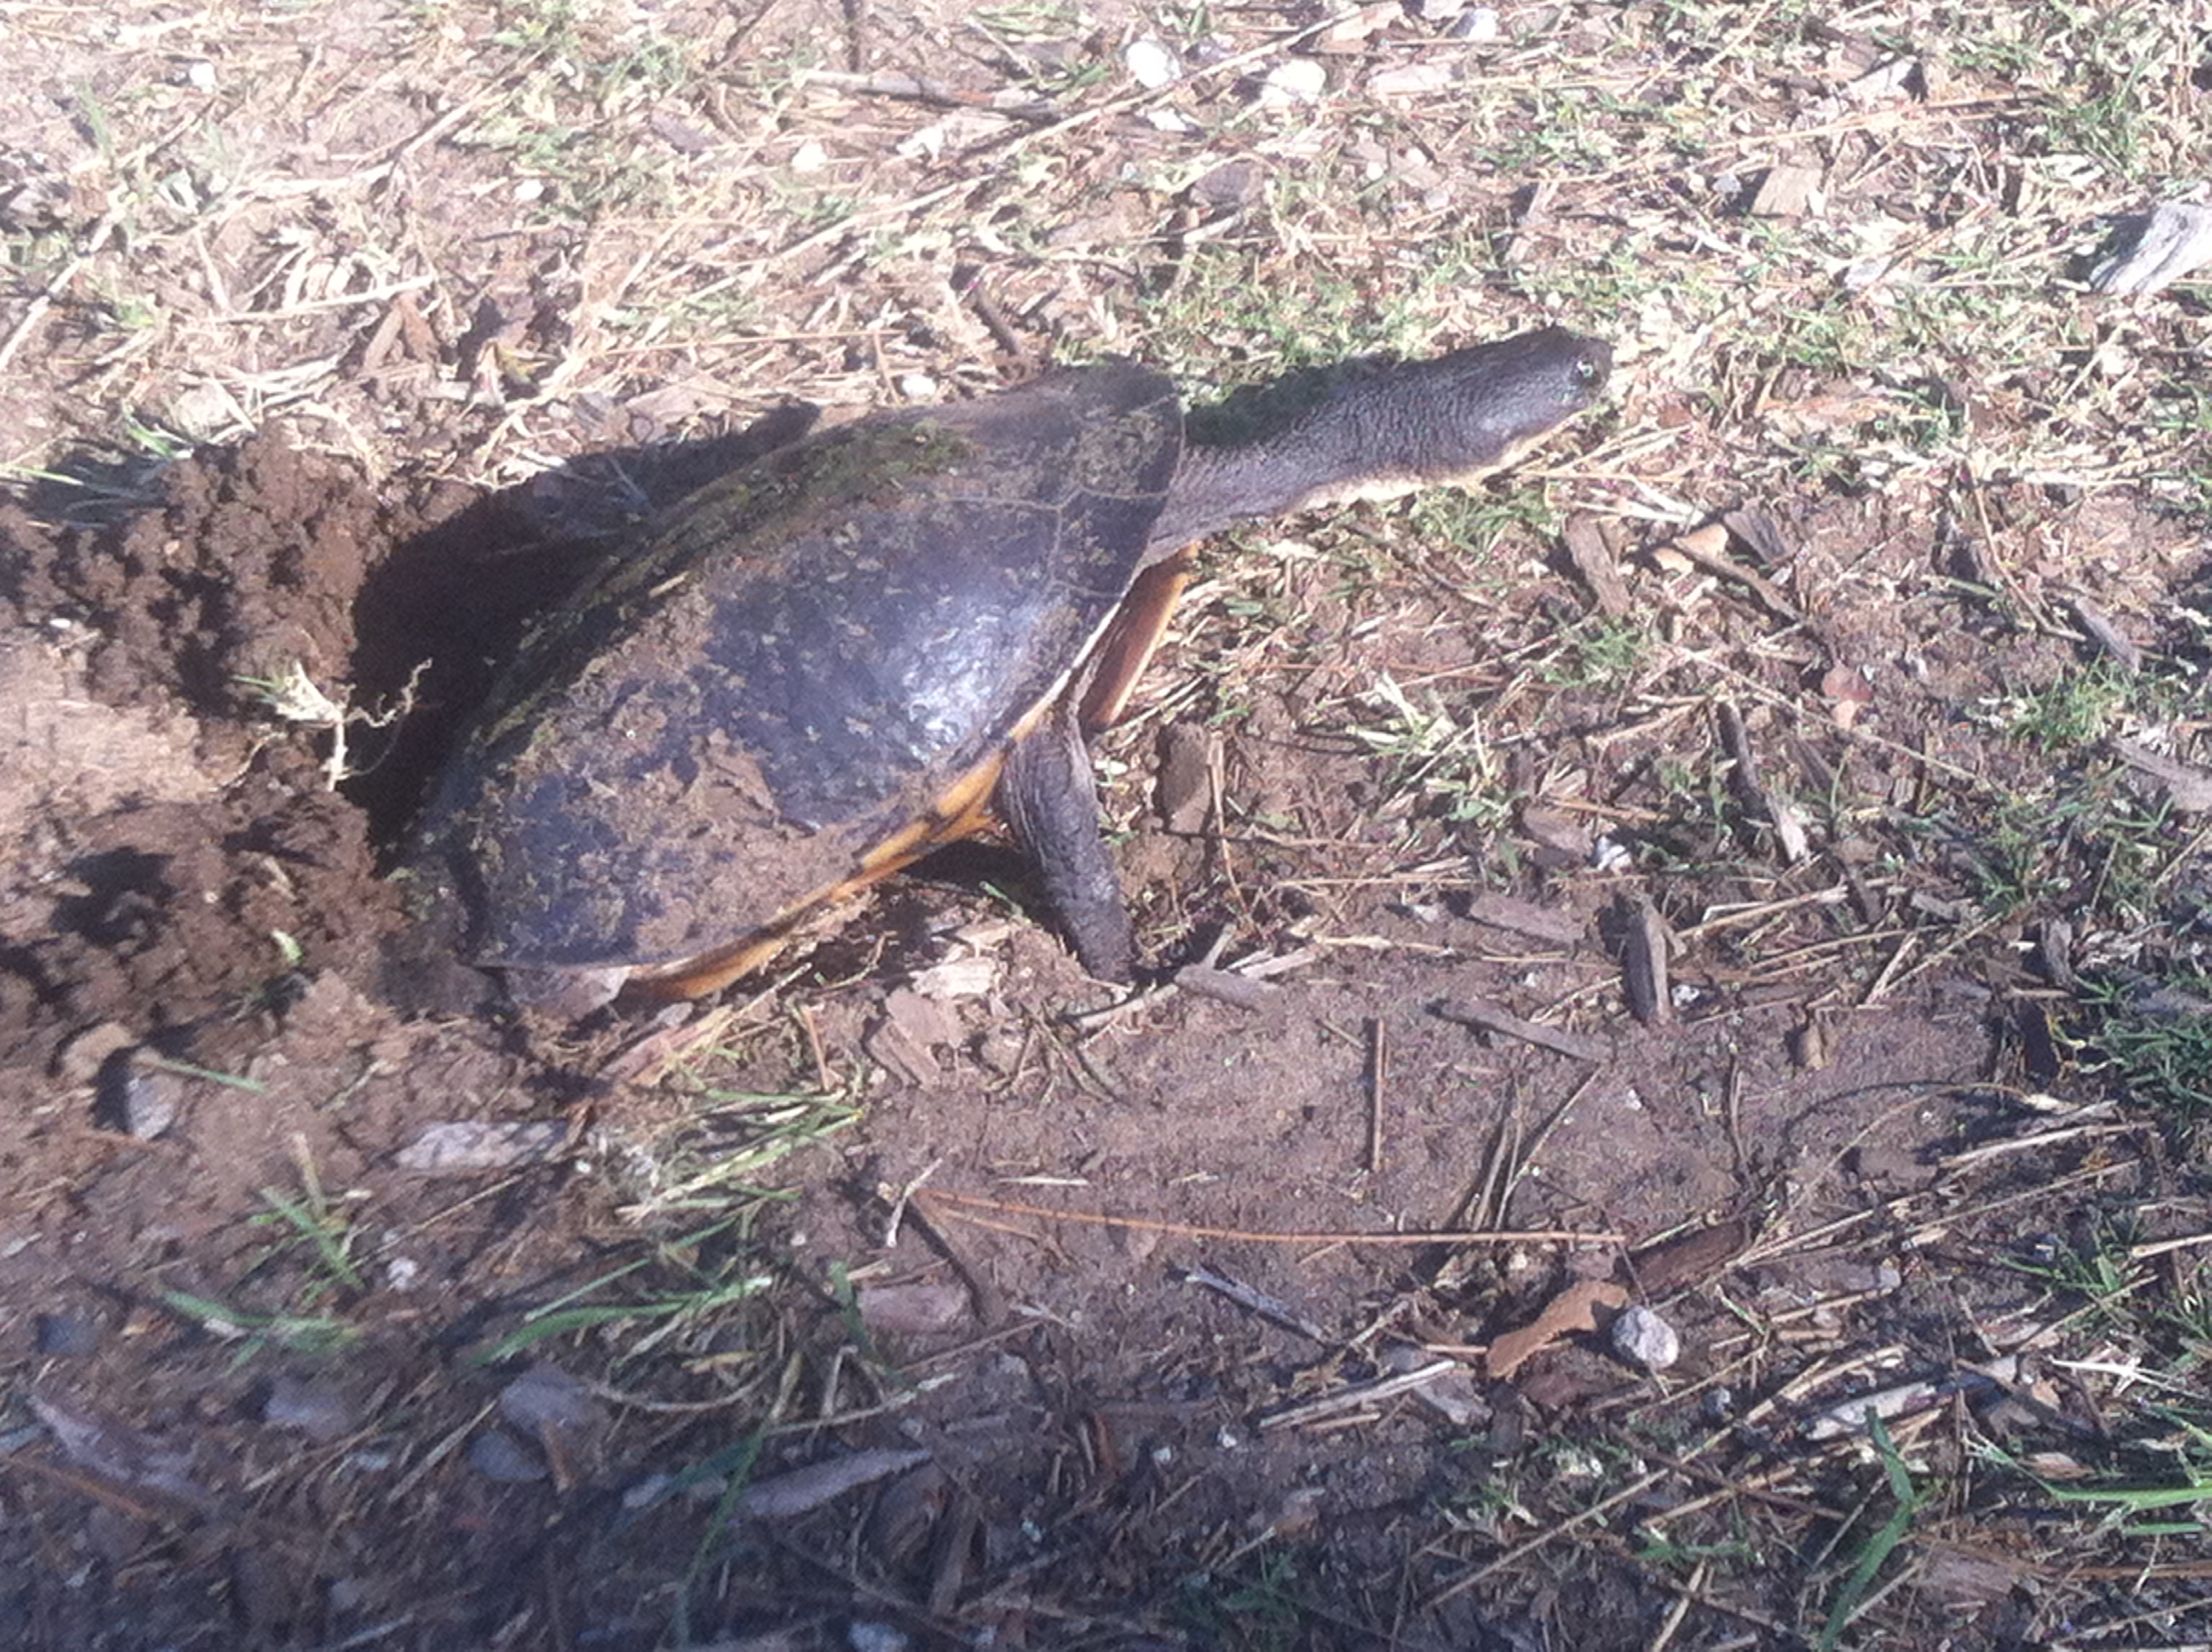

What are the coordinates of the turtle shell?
(408, 363, 1183, 989)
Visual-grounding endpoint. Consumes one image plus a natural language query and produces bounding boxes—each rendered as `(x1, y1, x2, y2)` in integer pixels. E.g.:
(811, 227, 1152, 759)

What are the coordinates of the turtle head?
(1403, 325, 1610, 481)
(1301, 325, 1611, 500)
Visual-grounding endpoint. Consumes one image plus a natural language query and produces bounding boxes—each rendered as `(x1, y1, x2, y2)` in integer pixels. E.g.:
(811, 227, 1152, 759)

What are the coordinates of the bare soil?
(3, 418, 2184, 1649)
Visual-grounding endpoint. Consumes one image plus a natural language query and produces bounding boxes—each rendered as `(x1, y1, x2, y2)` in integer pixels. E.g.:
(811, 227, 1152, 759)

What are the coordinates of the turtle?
(405, 325, 1610, 1012)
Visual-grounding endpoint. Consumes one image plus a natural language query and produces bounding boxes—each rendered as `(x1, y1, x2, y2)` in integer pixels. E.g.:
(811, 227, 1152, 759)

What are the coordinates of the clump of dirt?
(10, 435, 381, 718)
(0, 438, 422, 1064)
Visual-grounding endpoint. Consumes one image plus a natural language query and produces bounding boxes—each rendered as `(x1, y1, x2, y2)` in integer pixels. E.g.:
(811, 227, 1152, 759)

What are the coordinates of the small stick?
(1183, 1265, 1330, 1343)
(1174, 964, 1278, 1011)
(911, 1188, 1617, 1248)
(0, 210, 117, 377)
(900, 1187, 1009, 1328)
(796, 1003, 831, 1091)
(1365, 1016, 1387, 1175)
(1434, 998, 1612, 1063)
(1257, 1360, 1461, 1432)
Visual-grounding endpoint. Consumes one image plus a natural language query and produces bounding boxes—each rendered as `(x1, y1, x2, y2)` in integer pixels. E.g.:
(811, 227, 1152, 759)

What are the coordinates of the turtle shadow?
(344, 403, 820, 852)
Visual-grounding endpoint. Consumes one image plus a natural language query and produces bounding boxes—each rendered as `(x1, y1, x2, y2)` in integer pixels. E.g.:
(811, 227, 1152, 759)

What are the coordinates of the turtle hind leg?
(996, 701, 1134, 984)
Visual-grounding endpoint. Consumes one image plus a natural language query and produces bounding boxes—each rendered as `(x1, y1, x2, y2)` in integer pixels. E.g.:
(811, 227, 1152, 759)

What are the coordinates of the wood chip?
(1184, 1265, 1330, 1342)
(1258, 1358, 1464, 1431)
(395, 1120, 570, 1175)
(1660, 522, 1802, 622)
(1434, 998, 1611, 1063)
(1720, 503, 1795, 565)
(1749, 162, 1824, 218)
(1369, 62, 1457, 96)
(2091, 201, 2212, 295)
(2067, 595, 2141, 673)
(2114, 740, 2212, 811)
(1790, 1012, 1837, 1069)
(1155, 721, 1215, 834)
(1623, 1219, 1749, 1294)
(1621, 898, 1671, 1024)
(1517, 805, 1595, 864)
(1562, 512, 1632, 616)
(1462, 892, 1582, 946)
(1316, 2, 1399, 49)
(731, 1448, 933, 1521)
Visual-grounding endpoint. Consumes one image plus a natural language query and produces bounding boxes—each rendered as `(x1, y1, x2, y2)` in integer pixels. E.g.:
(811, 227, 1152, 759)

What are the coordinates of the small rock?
(1591, 836, 1632, 873)
(1155, 723, 1215, 834)
(33, 1312, 102, 1358)
(1452, 8, 1501, 39)
(183, 59, 218, 93)
(496, 1365, 608, 1491)
(263, 1376, 355, 1442)
(1124, 36, 1180, 89)
(467, 1428, 546, 1484)
(498, 1364, 604, 1440)
(896, 373, 938, 401)
(854, 1282, 971, 1337)
(95, 1053, 183, 1139)
(789, 137, 828, 173)
(1610, 1305, 1681, 1372)
(848, 1624, 910, 1652)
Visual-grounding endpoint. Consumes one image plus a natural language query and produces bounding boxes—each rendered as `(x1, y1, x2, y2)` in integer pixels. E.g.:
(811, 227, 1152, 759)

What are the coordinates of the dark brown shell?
(407, 364, 1183, 977)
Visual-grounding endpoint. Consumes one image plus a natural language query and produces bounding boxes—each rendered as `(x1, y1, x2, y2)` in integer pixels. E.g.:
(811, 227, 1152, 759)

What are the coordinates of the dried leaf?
(1487, 1279, 1628, 1379)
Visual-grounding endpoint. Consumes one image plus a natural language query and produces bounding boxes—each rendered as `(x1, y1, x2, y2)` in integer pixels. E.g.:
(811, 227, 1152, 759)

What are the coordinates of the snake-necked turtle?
(407, 327, 1610, 1011)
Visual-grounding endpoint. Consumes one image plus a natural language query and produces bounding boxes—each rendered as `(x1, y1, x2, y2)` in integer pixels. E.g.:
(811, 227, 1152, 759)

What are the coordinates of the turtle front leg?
(996, 700, 1135, 984)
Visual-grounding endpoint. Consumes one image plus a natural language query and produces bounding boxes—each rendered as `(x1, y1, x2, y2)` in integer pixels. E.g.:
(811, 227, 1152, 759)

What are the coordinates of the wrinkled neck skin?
(1144, 326, 1610, 565)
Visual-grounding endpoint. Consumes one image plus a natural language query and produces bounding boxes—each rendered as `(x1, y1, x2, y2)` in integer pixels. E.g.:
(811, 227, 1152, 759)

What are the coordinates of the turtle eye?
(1574, 352, 1600, 383)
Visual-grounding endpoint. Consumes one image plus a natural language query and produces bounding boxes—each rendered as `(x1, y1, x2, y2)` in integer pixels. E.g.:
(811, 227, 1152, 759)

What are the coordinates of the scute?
(410, 362, 1184, 974)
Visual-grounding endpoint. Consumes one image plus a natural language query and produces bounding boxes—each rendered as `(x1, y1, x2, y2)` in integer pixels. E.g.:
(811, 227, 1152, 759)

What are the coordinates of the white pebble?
(1124, 36, 1181, 90)
(1610, 1305, 1682, 1372)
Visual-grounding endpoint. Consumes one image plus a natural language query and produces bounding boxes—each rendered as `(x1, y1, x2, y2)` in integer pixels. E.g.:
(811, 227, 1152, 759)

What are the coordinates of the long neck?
(1143, 329, 1605, 562)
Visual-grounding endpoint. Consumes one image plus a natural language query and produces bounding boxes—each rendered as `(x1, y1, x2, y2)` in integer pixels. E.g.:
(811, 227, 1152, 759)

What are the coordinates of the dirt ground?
(2, 3, 2208, 1649)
